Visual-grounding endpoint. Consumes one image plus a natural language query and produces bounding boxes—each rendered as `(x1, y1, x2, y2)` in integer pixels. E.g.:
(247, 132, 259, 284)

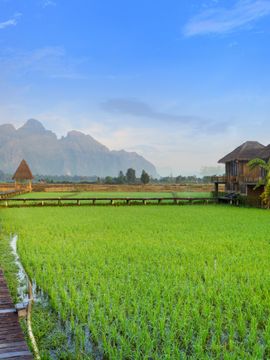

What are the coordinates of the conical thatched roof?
(218, 141, 265, 164)
(12, 159, 34, 180)
(259, 144, 270, 161)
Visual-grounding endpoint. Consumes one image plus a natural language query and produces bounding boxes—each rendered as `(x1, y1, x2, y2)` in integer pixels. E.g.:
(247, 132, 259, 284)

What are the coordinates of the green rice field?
(1, 205, 270, 359)
(14, 191, 212, 198)
(3, 191, 213, 207)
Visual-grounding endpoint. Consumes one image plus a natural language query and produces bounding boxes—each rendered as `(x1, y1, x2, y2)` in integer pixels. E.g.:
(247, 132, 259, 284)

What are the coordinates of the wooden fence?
(0, 197, 218, 207)
(0, 190, 29, 199)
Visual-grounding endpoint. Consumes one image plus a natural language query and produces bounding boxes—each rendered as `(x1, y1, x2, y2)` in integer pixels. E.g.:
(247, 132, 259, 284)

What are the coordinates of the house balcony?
(238, 176, 263, 185)
(211, 176, 228, 184)
(211, 175, 262, 184)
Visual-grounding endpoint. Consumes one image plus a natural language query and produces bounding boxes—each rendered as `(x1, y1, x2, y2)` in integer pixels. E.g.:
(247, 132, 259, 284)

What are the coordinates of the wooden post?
(214, 182, 219, 197)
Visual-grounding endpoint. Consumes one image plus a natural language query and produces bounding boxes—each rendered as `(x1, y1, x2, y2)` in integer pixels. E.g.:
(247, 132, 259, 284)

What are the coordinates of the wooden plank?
(1, 196, 217, 204)
(0, 309, 16, 314)
(0, 351, 32, 359)
(0, 270, 33, 359)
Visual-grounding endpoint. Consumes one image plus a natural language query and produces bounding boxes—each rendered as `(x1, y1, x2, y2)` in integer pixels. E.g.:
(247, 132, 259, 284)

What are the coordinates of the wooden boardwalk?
(0, 191, 27, 200)
(0, 196, 218, 207)
(0, 269, 33, 360)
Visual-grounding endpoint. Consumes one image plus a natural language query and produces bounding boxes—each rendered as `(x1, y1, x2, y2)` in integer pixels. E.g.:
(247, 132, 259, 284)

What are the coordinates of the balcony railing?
(211, 176, 228, 183)
(211, 176, 263, 184)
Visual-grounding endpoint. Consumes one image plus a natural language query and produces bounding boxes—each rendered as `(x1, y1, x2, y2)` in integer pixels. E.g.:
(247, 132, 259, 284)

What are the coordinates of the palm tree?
(248, 158, 270, 208)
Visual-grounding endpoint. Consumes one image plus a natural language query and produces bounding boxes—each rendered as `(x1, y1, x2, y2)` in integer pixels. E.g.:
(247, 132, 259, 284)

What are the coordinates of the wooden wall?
(246, 185, 264, 207)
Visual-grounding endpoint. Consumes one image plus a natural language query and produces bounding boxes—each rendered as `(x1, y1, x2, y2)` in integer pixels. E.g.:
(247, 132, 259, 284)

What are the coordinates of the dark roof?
(218, 141, 265, 164)
(259, 144, 270, 160)
(12, 159, 34, 180)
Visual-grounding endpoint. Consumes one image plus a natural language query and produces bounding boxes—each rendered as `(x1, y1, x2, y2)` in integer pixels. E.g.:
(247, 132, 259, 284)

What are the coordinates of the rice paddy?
(2, 191, 213, 207)
(1, 205, 270, 359)
(14, 191, 212, 198)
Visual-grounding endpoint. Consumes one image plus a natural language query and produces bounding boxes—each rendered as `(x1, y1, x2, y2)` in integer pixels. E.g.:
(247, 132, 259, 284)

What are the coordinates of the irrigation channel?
(10, 234, 103, 359)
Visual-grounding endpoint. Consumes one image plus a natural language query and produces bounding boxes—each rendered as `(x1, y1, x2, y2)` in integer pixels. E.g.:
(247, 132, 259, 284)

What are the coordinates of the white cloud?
(0, 46, 87, 80)
(43, 0, 56, 8)
(184, 0, 270, 37)
(0, 12, 22, 30)
(101, 98, 229, 135)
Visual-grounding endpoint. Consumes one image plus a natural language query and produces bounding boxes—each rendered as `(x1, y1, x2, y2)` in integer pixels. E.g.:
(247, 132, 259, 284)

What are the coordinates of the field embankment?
(0, 183, 223, 193)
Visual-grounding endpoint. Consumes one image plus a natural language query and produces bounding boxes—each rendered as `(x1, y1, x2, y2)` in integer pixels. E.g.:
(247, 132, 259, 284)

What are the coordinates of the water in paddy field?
(10, 234, 103, 359)
(10, 234, 29, 303)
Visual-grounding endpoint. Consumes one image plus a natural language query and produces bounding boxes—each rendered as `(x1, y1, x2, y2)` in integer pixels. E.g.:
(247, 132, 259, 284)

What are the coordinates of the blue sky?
(0, 0, 270, 175)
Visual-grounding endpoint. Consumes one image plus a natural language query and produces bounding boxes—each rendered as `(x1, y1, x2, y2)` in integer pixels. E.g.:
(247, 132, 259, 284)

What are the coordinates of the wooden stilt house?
(213, 141, 270, 206)
(12, 159, 34, 192)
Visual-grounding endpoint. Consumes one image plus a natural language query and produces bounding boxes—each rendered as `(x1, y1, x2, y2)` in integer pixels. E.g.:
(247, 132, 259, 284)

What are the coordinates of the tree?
(126, 168, 136, 184)
(104, 176, 114, 184)
(140, 170, 150, 184)
(117, 171, 126, 184)
(248, 158, 270, 208)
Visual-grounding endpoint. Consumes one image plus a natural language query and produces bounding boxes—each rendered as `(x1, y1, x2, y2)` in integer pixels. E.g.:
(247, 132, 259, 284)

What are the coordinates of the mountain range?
(0, 119, 157, 177)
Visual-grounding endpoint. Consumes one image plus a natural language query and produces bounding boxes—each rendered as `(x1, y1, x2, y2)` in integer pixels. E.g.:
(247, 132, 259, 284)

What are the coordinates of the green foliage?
(248, 158, 270, 208)
(117, 171, 126, 184)
(1, 206, 270, 358)
(0, 231, 19, 301)
(126, 168, 136, 184)
(140, 170, 150, 184)
(104, 176, 114, 184)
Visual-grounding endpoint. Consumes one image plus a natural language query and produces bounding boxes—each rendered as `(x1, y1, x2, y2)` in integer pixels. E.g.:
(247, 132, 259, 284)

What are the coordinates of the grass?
(14, 191, 212, 198)
(0, 230, 18, 301)
(4, 191, 213, 207)
(1, 205, 270, 359)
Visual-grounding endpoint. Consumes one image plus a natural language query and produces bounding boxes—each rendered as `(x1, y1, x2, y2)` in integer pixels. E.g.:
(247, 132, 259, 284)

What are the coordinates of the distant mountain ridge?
(0, 119, 157, 177)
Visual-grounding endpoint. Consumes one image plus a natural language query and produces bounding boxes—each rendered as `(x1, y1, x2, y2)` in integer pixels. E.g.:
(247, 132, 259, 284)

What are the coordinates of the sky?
(0, 0, 270, 176)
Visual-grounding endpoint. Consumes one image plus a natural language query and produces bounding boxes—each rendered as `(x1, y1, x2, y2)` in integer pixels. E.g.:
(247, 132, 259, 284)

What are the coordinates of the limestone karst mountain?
(0, 119, 157, 177)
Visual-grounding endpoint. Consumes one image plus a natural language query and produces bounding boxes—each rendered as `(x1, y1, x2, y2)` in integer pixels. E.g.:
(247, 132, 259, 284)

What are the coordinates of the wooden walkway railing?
(0, 197, 218, 207)
(0, 191, 29, 200)
(0, 269, 33, 359)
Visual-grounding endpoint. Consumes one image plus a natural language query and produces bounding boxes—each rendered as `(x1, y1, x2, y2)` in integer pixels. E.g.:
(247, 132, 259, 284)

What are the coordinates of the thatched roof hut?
(12, 159, 33, 181)
(218, 141, 265, 164)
